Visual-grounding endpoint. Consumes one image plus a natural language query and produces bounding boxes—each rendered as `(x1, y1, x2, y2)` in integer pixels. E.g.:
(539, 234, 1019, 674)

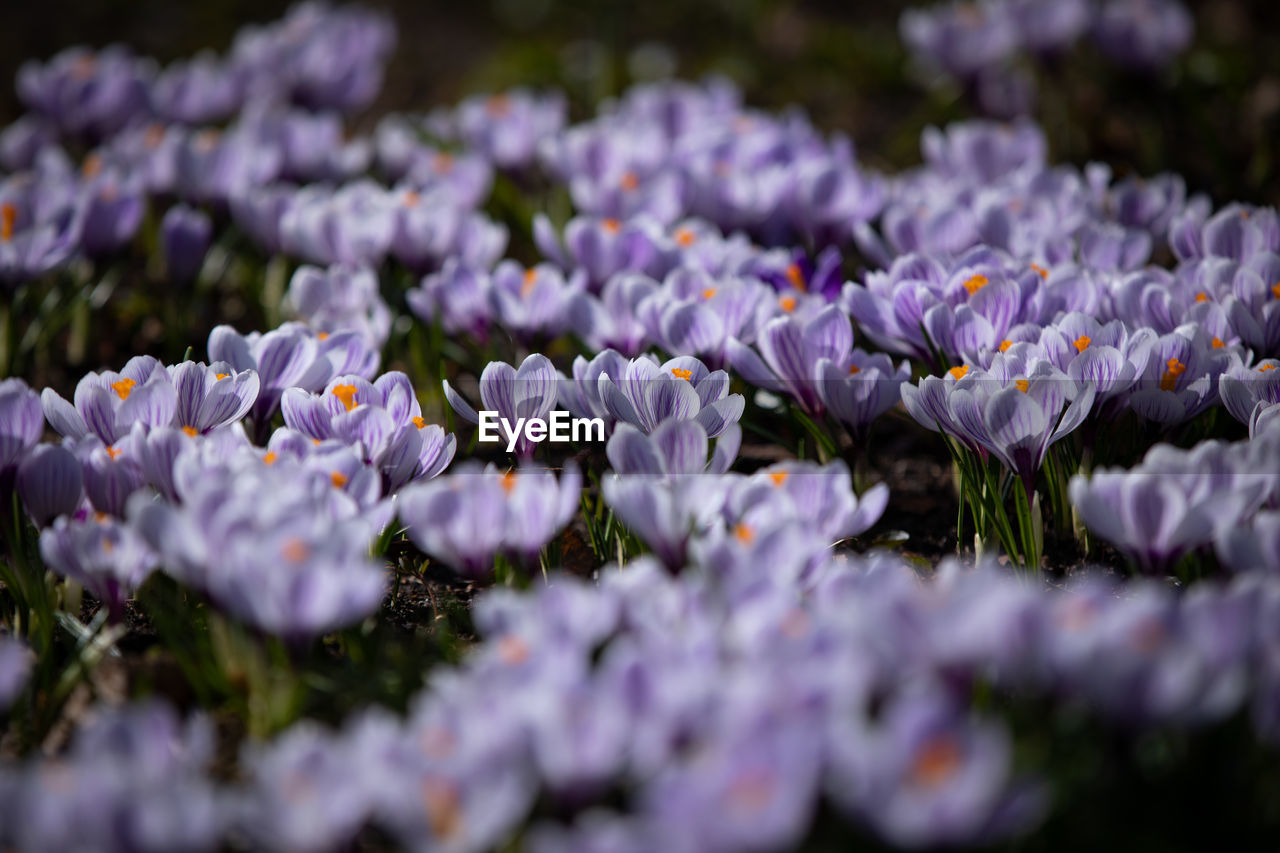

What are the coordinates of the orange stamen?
(110, 377, 137, 400)
(1160, 357, 1187, 392)
(105, 446, 122, 460)
(1194, 292, 1209, 303)
(521, 268, 538, 297)
(317, 331, 329, 341)
(81, 154, 103, 178)
(670, 367, 693, 381)
(909, 736, 962, 788)
(182, 425, 198, 437)
(1073, 335, 1091, 353)
(263, 452, 278, 465)
(601, 218, 621, 234)
(779, 295, 797, 313)
(331, 471, 348, 488)
(215, 373, 229, 381)
(702, 287, 717, 300)
(848, 364, 862, 375)
(0, 203, 14, 242)
(403, 189, 421, 207)
(962, 273, 988, 295)
(674, 227, 696, 247)
(1030, 263, 1048, 279)
(501, 471, 517, 494)
(785, 263, 807, 292)
(413, 416, 428, 429)
(1259, 364, 1277, 373)
(619, 171, 639, 192)
(734, 523, 755, 544)
(332, 383, 360, 412)
(769, 471, 788, 486)
(998, 340, 1013, 352)
(1211, 337, 1225, 349)
(1014, 379, 1029, 393)
(497, 634, 528, 664)
(432, 152, 454, 173)
(485, 94, 511, 116)
(948, 366, 970, 380)
(281, 538, 309, 563)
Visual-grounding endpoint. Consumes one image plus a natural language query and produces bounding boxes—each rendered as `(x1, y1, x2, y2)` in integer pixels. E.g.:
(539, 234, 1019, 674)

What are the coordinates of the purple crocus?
(444, 354, 559, 457)
(592, 353, 744, 438)
(726, 304, 861, 415)
(0, 379, 43, 479)
(606, 420, 740, 477)
(284, 264, 392, 351)
(534, 214, 661, 291)
(77, 162, 146, 257)
(397, 462, 581, 575)
(161, 204, 213, 282)
(40, 513, 158, 621)
(1092, 0, 1194, 69)
(281, 372, 455, 492)
(17, 45, 153, 139)
(280, 180, 396, 267)
(817, 350, 912, 441)
(168, 361, 260, 437)
(391, 188, 508, 273)
(406, 259, 494, 340)
(600, 473, 733, 570)
(488, 261, 585, 343)
(42, 356, 178, 446)
(1222, 251, 1280, 357)
(17, 443, 84, 526)
(569, 273, 659, 356)
(441, 88, 567, 170)
(0, 167, 84, 283)
(726, 460, 890, 543)
(208, 322, 380, 428)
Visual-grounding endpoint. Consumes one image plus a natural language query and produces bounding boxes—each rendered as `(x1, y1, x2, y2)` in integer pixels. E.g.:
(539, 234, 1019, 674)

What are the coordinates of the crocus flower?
(444, 354, 559, 457)
(77, 163, 146, 256)
(441, 88, 567, 169)
(17, 45, 153, 139)
(281, 371, 455, 491)
(397, 462, 581, 575)
(0, 701, 222, 853)
(280, 180, 396, 267)
(406, 259, 494, 340)
(593, 353, 745, 438)
(1127, 323, 1232, 425)
(0, 168, 84, 283)
(168, 361, 260, 437)
(639, 268, 777, 366)
(284, 264, 393, 351)
(0, 378, 43, 477)
(726, 460, 890, 543)
(40, 513, 158, 620)
(1091, 0, 1194, 69)
(131, 450, 388, 638)
(150, 52, 241, 124)
(488, 261, 585, 343)
(42, 356, 178, 446)
(568, 272, 659, 356)
(161, 203, 212, 281)
(1222, 251, 1280, 357)
(902, 358, 1095, 498)
(390, 188, 508, 272)
(175, 128, 283, 205)
(1170, 203, 1279, 263)
(17, 443, 84, 526)
(817, 350, 912, 441)
(534, 214, 661, 291)
(600, 473, 732, 570)
(208, 322, 379, 428)
(900, 3, 1021, 80)
(606, 420, 740, 477)
(726, 304, 861, 415)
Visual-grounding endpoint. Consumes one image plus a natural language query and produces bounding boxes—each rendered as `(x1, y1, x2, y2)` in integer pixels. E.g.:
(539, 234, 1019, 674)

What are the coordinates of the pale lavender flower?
(606, 420, 740, 477)
(42, 356, 178, 446)
(40, 513, 158, 620)
(285, 264, 392, 351)
(0, 636, 30, 711)
(1092, 0, 1194, 69)
(593, 353, 744, 438)
(0, 378, 43, 475)
(161, 203, 212, 281)
(17, 45, 153, 139)
(280, 180, 396, 267)
(406, 259, 494, 340)
(444, 354, 559, 458)
(17, 443, 84, 526)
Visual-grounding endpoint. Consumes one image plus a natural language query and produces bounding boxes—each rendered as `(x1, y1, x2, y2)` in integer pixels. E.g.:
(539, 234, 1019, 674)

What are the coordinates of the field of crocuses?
(2, 0, 1280, 850)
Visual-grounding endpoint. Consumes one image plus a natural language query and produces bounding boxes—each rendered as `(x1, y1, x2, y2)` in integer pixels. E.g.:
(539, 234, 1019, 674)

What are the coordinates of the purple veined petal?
(1216, 373, 1256, 425)
(76, 383, 121, 444)
(726, 337, 784, 392)
(374, 371, 419, 426)
(195, 371, 259, 433)
(600, 475, 683, 569)
(659, 301, 726, 355)
(651, 419, 709, 477)
(641, 373, 701, 432)
(376, 425, 423, 491)
(1067, 346, 1124, 397)
(258, 329, 321, 390)
(984, 387, 1049, 466)
(442, 379, 480, 425)
(968, 278, 1020, 341)
(118, 378, 178, 433)
(416, 426, 455, 480)
(17, 443, 83, 526)
(1051, 382, 1095, 441)
(532, 213, 569, 268)
(846, 481, 889, 538)
(899, 382, 938, 433)
(598, 374, 642, 428)
(1068, 474, 1129, 548)
(708, 421, 742, 475)
(41, 388, 88, 440)
(693, 394, 745, 439)
(136, 426, 191, 502)
(947, 386, 988, 450)
(479, 361, 518, 420)
(607, 424, 666, 475)
(281, 388, 336, 439)
(951, 305, 996, 362)
(120, 355, 165, 385)
(169, 361, 208, 428)
(757, 316, 807, 385)
(802, 305, 854, 365)
(1120, 476, 1205, 567)
(690, 369, 729, 408)
(513, 354, 558, 421)
(207, 325, 254, 371)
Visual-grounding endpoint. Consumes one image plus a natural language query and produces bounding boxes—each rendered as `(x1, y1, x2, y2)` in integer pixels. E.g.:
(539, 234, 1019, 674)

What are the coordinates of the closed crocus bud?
(0, 378, 43, 475)
(17, 443, 83, 526)
(162, 203, 212, 281)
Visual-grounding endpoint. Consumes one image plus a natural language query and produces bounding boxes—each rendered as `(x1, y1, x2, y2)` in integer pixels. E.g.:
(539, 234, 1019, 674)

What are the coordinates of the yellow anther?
(1030, 263, 1048, 279)
(281, 538, 309, 563)
(1160, 357, 1187, 392)
(962, 273, 988, 295)
(785, 263, 806, 292)
(330, 471, 348, 488)
(674, 227, 696, 247)
(332, 383, 360, 412)
(182, 425, 198, 437)
(734, 522, 755, 544)
(671, 368, 693, 381)
(948, 365, 970, 380)
(998, 340, 1013, 352)
(910, 735, 962, 789)
(1015, 379, 1029, 393)
(263, 452, 278, 465)
(769, 471, 788, 486)
(0, 203, 14, 242)
(1073, 335, 1091, 353)
(110, 377, 136, 400)
(619, 171, 639, 192)
(779, 295, 797, 313)
(501, 471, 517, 494)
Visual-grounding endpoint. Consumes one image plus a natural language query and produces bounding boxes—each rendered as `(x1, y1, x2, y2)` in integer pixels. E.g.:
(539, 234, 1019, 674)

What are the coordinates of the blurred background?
(1, 0, 1278, 207)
